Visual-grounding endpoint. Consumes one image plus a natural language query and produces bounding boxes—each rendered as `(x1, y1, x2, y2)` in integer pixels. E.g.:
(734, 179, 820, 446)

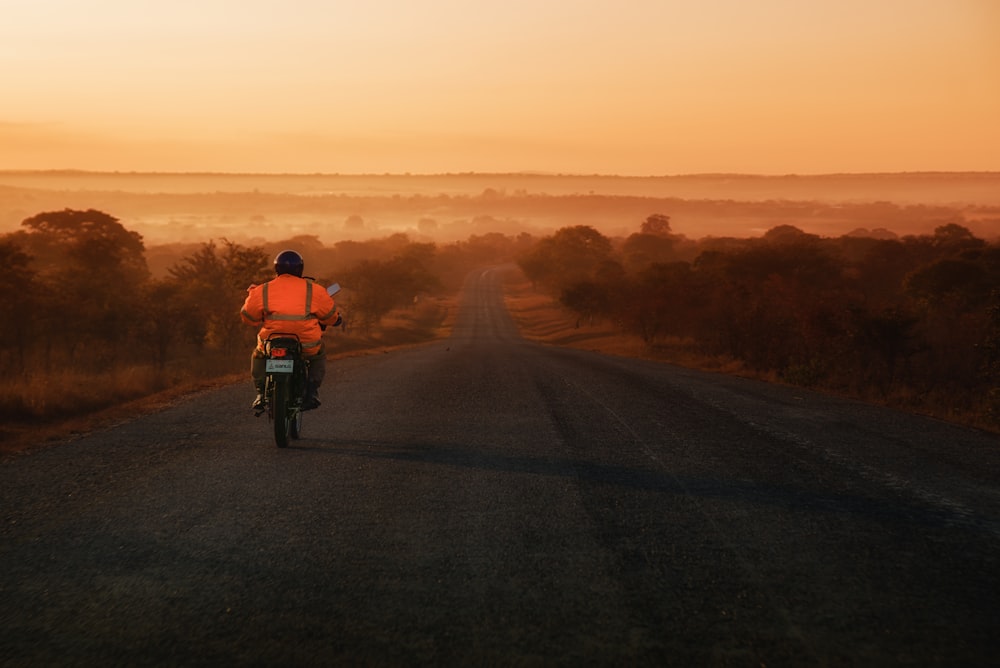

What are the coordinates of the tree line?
(519, 216, 1000, 429)
(0, 208, 523, 424)
(3, 206, 996, 431)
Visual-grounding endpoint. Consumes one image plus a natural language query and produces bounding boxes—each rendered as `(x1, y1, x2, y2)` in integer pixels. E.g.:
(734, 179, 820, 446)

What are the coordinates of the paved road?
(2, 267, 999, 666)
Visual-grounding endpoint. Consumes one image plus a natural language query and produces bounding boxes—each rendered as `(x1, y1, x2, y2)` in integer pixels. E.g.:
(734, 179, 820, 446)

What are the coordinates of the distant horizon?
(3, 168, 999, 179)
(4, 170, 999, 244)
(4, 180, 999, 250)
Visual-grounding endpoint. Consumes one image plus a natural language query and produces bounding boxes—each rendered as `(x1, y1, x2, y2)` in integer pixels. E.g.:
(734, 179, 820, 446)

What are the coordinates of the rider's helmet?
(274, 250, 304, 277)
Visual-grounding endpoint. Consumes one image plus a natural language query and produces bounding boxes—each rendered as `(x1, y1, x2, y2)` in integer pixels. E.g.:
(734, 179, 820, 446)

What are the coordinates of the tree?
(622, 231, 675, 272)
(167, 240, 269, 353)
(640, 214, 672, 236)
(762, 224, 818, 246)
(16, 209, 150, 365)
(518, 225, 613, 291)
(902, 246, 1000, 402)
(931, 223, 984, 252)
(906, 258, 991, 308)
(560, 281, 608, 326)
(140, 279, 187, 371)
(0, 239, 37, 373)
(343, 246, 442, 331)
(699, 241, 850, 373)
(19, 208, 147, 283)
(849, 306, 920, 395)
(854, 238, 919, 306)
(617, 262, 697, 344)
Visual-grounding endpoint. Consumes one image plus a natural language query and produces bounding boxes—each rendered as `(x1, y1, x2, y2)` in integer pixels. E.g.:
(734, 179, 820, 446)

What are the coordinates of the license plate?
(266, 359, 294, 373)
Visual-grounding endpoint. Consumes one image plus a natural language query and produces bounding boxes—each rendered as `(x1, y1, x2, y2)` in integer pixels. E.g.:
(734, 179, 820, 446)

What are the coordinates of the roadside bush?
(525, 221, 1000, 429)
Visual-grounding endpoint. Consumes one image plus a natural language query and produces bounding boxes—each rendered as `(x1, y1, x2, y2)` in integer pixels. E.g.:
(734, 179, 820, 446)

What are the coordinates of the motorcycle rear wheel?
(272, 375, 292, 448)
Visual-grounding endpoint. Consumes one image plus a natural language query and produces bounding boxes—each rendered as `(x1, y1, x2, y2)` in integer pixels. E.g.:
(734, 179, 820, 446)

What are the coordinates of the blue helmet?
(274, 250, 304, 277)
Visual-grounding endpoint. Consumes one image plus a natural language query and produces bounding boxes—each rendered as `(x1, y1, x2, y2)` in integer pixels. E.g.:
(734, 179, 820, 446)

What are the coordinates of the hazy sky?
(1, 0, 997, 175)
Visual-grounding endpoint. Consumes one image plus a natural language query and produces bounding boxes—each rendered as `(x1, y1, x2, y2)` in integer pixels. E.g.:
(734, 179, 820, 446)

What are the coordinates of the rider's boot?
(251, 382, 265, 411)
(302, 382, 321, 411)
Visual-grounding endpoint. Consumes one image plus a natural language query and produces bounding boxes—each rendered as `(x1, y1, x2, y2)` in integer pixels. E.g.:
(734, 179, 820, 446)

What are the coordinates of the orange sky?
(1, 0, 997, 176)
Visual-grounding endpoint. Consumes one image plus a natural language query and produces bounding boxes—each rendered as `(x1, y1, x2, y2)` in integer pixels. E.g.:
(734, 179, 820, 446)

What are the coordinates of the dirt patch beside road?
(502, 273, 748, 375)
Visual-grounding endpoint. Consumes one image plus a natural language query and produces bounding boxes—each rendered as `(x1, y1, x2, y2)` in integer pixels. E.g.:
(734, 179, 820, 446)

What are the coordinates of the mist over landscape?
(2, 171, 998, 257)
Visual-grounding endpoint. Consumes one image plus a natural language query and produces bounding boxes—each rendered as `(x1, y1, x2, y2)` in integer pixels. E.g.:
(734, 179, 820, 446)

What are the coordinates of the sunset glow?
(1, 0, 997, 175)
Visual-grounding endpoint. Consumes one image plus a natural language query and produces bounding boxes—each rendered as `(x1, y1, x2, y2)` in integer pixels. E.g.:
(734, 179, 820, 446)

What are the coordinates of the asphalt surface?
(2, 267, 999, 666)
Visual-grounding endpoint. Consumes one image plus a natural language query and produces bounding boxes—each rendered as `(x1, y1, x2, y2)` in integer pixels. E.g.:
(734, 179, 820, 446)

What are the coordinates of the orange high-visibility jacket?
(240, 274, 339, 353)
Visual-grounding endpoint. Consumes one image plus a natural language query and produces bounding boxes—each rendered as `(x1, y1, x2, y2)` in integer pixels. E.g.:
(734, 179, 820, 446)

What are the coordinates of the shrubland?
(517, 217, 1000, 432)
(1, 205, 997, 450)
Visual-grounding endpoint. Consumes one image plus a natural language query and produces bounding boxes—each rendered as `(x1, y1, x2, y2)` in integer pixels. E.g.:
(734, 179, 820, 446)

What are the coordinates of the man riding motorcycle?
(241, 250, 342, 410)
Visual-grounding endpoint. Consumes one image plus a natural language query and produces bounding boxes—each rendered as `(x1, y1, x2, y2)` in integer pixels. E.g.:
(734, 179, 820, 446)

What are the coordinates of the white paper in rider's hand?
(327, 283, 341, 296)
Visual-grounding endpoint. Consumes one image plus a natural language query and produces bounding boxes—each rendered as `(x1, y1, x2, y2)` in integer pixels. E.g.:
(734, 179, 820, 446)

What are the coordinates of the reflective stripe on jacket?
(241, 274, 339, 350)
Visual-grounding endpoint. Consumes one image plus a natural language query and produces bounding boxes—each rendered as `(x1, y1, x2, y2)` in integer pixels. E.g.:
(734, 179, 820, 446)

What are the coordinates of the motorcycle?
(260, 333, 308, 448)
(257, 282, 341, 448)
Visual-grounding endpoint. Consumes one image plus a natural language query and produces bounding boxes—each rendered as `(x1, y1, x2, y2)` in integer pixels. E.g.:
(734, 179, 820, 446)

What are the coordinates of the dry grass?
(0, 370, 246, 457)
(504, 274, 713, 368)
(503, 278, 628, 352)
(502, 271, 998, 434)
(0, 295, 458, 457)
(331, 296, 457, 358)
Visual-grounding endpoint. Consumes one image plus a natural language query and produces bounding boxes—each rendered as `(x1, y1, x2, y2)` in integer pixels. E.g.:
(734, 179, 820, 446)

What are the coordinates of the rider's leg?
(303, 347, 326, 409)
(250, 350, 266, 409)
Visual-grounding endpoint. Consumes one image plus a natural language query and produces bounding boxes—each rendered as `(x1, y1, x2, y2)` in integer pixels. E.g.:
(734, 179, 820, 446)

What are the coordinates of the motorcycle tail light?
(271, 348, 288, 358)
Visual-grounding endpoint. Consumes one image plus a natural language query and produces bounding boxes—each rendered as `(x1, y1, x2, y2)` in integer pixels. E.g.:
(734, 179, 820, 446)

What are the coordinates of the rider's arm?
(313, 289, 340, 327)
(240, 285, 265, 325)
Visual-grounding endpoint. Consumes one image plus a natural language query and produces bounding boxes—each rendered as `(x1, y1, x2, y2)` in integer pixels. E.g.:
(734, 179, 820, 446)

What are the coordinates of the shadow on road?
(284, 438, 992, 535)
